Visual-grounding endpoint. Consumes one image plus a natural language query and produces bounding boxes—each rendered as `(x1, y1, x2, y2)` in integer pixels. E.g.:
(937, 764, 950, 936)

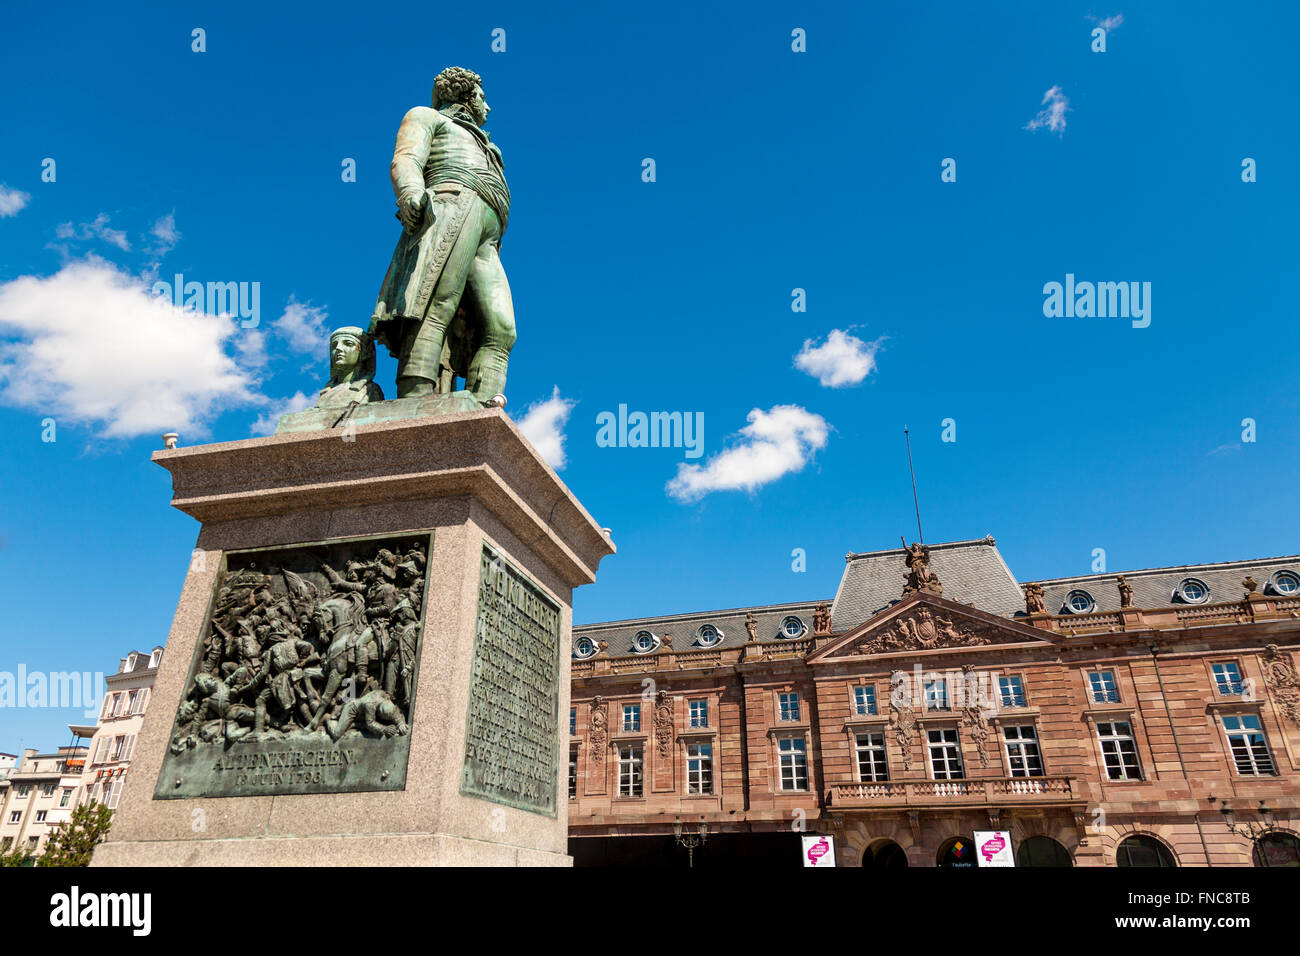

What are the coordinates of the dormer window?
(1175, 578, 1210, 604)
(696, 624, 722, 647)
(573, 637, 597, 660)
(1268, 571, 1300, 596)
(149, 649, 162, 668)
(1064, 590, 1096, 614)
(632, 630, 660, 654)
(779, 616, 807, 639)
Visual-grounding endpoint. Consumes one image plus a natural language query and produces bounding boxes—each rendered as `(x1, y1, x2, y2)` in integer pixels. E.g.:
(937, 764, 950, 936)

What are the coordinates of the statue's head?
(433, 66, 489, 125)
(328, 327, 375, 386)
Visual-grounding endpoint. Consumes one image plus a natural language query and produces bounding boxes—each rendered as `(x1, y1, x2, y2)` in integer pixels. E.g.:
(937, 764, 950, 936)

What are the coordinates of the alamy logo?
(1042, 273, 1151, 328)
(49, 886, 152, 936)
(151, 274, 260, 327)
(596, 405, 704, 459)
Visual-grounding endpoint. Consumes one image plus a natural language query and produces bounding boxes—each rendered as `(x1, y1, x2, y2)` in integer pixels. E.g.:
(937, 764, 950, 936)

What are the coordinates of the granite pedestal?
(91, 409, 613, 866)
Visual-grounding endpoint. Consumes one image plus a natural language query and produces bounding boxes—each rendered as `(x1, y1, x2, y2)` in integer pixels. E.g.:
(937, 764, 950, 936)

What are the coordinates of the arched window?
(1016, 835, 1073, 867)
(1253, 833, 1300, 867)
(1116, 835, 1177, 867)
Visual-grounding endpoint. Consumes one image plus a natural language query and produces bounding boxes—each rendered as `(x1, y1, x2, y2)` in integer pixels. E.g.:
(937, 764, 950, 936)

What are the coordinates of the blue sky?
(1, 0, 1298, 749)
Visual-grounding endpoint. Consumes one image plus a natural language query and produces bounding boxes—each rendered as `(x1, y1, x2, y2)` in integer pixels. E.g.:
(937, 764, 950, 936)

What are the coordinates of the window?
(27, 837, 38, 849)
(618, 745, 643, 797)
(128, 689, 147, 714)
(8, 812, 19, 823)
(573, 637, 596, 659)
(1212, 662, 1244, 696)
(568, 746, 578, 799)
(112, 693, 125, 716)
(998, 675, 1026, 708)
(854, 732, 889, 782)
(102, 693, 117, 718)
(632, 630, 658, 654)
(927, 729, 964, 779)
(1116, 835, 1177, 867)
(107, 778, 124, 809)
(1097, 721, 1142, 780)
(39, 784, 55, 798)
(924, 679, 949, 711)
(696, 624, 722, 647)
(686, 742, 713, 794)
(92, 737, 109, 765)
(569, 707, 576, 736)
(1087, 670, 1120, 704)
(59, 789, 71, 808)
(780, 616, 807, 639)
(1003, 725, 1044, 777)
(778, 692, 800, 722)
(35, 811, 47, 823)
(149, 649, 162, 668)
(112, 735, 131, 761)
(0, 838, 10, 851)
(622, 704, 640, 732)
(1064, 589, 1095, 614)
(778, 737, 808, 791)
(853, 685, 877, 716)
(689, 699, 708, 728)
(1176, 578, 1210, 604)
(1222, 714, 1276, 776)
(15, 785, 29, 799)
(1270, 571, 1300, 595)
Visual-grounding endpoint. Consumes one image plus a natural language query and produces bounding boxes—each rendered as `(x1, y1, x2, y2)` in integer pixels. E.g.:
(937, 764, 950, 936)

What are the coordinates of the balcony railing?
(831, 775, 1078, 807)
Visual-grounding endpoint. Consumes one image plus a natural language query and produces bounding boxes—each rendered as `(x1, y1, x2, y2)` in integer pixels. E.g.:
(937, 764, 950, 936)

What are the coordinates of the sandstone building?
(566, 538, 1300, 867)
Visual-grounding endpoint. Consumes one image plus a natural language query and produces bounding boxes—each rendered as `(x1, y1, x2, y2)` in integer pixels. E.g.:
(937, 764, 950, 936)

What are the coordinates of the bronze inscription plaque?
(155, 533, 431, 799)
(460, 545, 561, 816)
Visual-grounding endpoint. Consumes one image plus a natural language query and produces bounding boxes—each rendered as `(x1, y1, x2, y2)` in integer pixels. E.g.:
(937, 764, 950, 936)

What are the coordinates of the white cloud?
(55, 213, 131, 251)
(515, 386, 575, 469)
(1024, 86, 1070, 136)
(0, 185, 30, 218)
(272, 299, 330, 355)
(1091, 13, 1124, 31)
(0, 258, 262, 439)
(147, 213, 181, 256)
(666, 404, 828, 502)
(250, 390, 314, 436)
(794, 329, 883, 387)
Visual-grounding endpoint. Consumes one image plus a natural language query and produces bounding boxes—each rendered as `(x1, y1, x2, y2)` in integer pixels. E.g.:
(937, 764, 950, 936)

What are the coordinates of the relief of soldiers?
(170, 540, 426, 750)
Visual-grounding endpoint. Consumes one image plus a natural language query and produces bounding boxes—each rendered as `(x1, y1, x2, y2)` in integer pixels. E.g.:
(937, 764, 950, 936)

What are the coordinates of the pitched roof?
(573, 600, 824, 659)
(1029, 554, 1300, 616)
(830, 537, 1023, 630)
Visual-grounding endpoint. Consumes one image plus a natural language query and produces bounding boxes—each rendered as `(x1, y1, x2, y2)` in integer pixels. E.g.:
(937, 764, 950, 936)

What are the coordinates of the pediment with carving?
(809, 595, 1055, 663)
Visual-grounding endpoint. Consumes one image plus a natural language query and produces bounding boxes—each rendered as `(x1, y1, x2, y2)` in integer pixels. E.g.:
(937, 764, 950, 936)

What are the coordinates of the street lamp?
(674, 816, 708, 868)
(1216, 800, 1278, 866)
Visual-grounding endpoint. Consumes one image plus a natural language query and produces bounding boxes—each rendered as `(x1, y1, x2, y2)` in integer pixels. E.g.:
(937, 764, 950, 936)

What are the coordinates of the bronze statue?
(315, 327, 384, 408)
(370, 66, 514, 406)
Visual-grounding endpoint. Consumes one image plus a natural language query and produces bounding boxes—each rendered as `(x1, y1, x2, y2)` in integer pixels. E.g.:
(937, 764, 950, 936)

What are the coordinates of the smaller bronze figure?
(315, 327, 384, 408)
(1117, 575, 1134, 608)
(1024, 582, 1047, 615)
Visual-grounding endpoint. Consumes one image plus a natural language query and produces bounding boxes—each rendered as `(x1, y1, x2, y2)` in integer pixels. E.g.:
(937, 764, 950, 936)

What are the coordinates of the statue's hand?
(397, 191, 428, 232)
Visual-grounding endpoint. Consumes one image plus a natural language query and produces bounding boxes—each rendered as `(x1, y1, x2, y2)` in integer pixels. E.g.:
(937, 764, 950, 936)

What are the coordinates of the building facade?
(0, 745, 89, 856)
(70, 646, 164, 811)
(567, 538, 1300, 867)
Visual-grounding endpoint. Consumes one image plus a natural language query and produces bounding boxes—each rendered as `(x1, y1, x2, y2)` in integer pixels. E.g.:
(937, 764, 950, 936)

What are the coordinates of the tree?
(0, 848, 35, 867)
(37, 803, 113, 867)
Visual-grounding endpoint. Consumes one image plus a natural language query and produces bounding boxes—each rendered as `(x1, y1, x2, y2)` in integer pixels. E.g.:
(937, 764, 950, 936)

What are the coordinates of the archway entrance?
(1016, 835, 1073, 867)
(936, 836, 977, 868)
(862, 839, 908, 869)
(1253, 833, 1300, 867)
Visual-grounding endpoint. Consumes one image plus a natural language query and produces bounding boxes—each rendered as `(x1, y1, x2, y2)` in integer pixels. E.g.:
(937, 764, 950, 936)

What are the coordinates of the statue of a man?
(315, 326, 384, 408)
(370, 66, 515, 406)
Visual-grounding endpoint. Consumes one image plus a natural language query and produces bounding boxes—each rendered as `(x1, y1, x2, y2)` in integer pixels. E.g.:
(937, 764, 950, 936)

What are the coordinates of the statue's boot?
(396, 376, 437, 398)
